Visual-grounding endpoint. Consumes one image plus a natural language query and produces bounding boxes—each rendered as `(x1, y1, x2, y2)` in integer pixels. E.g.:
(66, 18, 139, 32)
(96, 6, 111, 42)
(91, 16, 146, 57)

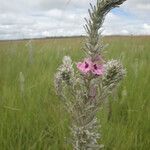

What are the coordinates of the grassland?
(0, 36, 150, 150)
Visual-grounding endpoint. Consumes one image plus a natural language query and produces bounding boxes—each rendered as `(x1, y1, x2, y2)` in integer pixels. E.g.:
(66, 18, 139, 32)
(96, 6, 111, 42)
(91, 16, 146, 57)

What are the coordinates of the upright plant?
(54, 0, 126, 149)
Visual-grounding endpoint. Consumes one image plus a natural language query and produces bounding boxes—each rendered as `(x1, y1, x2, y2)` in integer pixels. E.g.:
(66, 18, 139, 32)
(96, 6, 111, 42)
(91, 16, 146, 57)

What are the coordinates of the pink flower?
(77, 57, 104, 76)
(77, 58, 92, 74)
(91, 63, 104, 75)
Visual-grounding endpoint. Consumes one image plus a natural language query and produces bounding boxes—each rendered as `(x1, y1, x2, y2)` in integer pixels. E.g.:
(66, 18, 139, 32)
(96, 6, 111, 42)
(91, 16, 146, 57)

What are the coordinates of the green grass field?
(0, 36, 150, 150)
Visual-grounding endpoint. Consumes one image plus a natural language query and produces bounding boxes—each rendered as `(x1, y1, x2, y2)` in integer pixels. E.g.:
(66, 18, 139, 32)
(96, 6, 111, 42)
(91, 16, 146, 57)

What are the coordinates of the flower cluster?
(54, 56, 74, 95)
(77, 57, 104, 76)
(103, 60, 126, 91)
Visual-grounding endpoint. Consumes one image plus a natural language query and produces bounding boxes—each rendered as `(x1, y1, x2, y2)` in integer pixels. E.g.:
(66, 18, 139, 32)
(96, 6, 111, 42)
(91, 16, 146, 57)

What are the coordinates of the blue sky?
(0, 0, 150, 40)
(112, 8, 134, 19)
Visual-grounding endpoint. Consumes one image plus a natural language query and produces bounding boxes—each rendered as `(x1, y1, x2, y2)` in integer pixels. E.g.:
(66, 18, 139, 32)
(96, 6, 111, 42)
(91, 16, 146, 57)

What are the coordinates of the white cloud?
(103, 12, 150, 35)
(122, 0, 150, 19)
(143, 23, 150, 30)
(0, 0, 150, 40)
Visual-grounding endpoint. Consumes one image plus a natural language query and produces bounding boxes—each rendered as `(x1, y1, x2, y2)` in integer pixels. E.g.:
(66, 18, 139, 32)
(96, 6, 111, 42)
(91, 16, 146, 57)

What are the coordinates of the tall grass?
(0, 36, 150, 150)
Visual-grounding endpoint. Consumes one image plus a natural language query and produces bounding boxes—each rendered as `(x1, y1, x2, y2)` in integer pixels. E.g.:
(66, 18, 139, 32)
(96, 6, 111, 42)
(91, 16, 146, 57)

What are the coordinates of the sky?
(0, 0, 150, 40)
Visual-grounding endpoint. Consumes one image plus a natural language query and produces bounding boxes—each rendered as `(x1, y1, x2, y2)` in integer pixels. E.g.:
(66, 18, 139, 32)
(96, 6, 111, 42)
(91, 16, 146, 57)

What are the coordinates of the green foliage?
(0, 36, 150, 149)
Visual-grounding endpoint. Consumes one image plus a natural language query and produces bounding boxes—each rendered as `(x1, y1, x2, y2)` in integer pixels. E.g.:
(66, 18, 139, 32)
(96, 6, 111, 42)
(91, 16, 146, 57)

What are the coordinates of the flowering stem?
(54, 1, 126, 149)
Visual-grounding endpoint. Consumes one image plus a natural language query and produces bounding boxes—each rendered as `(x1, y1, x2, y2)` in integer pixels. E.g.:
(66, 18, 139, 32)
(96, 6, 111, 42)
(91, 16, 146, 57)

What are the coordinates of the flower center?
(94, 64, 98, 70)
(85, 62, 89, 68)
